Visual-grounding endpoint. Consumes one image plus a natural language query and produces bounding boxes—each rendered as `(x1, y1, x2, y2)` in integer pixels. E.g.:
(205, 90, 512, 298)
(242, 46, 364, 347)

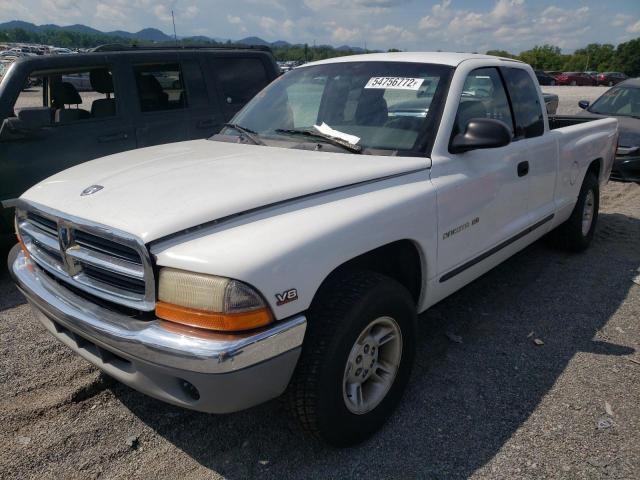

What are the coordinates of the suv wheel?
(552, 172, 599, 251)
(286, 271, 416, 446)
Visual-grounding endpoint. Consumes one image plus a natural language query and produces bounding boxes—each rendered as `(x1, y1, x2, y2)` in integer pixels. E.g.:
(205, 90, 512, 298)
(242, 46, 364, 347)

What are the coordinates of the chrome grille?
(16, 202, 155, 311)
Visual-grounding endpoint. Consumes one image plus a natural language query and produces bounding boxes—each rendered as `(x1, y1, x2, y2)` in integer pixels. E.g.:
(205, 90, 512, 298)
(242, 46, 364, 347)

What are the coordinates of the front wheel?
(286, 271, 416, 446)
(552, 172, 599, 251)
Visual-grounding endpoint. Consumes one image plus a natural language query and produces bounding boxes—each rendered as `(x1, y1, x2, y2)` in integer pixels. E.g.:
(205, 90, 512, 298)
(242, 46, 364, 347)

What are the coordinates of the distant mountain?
(0, 20, 41, 32)
(236, 36, 271, 46)
(0, 20, 365, 51)
(271, 40, 292, 47)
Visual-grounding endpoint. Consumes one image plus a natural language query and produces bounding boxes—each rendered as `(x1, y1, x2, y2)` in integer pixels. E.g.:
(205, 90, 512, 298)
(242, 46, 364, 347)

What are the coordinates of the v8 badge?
(276, 288, 298, 306)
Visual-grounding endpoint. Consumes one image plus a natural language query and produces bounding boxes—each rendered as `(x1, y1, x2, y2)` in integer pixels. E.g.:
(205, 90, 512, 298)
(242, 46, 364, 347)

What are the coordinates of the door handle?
(517, 161, 529, 177)
(196, 119, 218, 129)
(98, 132, 129, 143)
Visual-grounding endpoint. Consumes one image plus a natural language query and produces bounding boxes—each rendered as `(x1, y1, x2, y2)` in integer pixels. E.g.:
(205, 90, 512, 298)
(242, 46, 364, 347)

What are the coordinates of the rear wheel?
(286, 271, 416, 446)
(608, 81, 613, 86)
(570, 80, 577, 86)
(552, 172, 599, 251)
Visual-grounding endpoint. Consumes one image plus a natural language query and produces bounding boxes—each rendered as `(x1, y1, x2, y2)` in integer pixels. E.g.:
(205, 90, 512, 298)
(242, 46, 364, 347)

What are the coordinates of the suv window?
(211, 57, 269, 106)
(502, 67, 544, 139)
(453, 67, 513, 138)
(13, 66, 117, 123)
(134, 63, 186, 112)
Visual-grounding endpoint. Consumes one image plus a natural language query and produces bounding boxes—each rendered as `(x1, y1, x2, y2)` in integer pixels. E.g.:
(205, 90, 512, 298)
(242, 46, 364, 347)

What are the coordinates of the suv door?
(501, 66, 557, 224)
(126, 55, 190, 147)
(181, 54, 225, 139)
(433, 67, 531, 282)
(0, 60, 136, 206)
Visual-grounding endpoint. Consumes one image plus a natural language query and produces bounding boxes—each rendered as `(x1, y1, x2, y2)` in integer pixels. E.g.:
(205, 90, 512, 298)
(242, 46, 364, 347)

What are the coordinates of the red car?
(554, 72, 596, 86)
(596, 72, 628, 86)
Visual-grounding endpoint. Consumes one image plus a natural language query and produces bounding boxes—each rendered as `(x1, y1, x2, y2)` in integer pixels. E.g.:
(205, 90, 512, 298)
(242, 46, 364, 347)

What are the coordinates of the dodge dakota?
(9, 52, 618, 446)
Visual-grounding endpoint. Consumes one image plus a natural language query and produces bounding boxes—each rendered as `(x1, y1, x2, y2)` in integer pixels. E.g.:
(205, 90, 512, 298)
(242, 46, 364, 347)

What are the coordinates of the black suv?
(0, 46, 279, 247)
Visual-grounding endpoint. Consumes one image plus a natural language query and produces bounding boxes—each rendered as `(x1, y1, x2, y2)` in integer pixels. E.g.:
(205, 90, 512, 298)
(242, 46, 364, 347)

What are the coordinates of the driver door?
(432, 67, 531, 283)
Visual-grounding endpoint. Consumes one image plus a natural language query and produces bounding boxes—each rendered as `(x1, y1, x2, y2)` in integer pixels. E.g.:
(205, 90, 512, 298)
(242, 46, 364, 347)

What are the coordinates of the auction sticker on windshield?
(365, 77, 425, 90)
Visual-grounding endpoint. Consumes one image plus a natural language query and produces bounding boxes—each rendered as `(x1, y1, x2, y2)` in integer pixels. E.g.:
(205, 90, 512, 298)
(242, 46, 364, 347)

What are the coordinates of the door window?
(211, 57, 269, 106)
(453, 67, 513, 138)
(12, 66, 117, 123)
(502, 67, 544, 139)
(133, 64, 187, 112)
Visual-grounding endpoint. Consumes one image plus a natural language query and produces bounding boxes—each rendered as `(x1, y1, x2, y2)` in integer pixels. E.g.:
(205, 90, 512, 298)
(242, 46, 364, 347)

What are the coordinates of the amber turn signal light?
(156, 301, 273, 332)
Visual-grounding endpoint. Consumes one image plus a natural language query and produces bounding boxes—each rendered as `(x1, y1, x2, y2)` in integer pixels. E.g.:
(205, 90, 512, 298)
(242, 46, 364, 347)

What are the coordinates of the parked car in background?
(584, 70, 599, 80)
(10, 52, 617, 447)
(61, 72, 92, 91)
(535, 70, 556, 86)
(578, 77, 640, 183)
(596, 72, 628, 86)
(554, 72, 596, 86)
(0, 45, 279, 248)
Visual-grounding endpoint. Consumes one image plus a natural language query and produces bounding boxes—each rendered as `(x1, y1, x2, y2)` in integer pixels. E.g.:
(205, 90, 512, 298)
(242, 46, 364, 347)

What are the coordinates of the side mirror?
(578, 100, 590, 110)
(17, 107, 52, 129)
(450, 118, 512, 154)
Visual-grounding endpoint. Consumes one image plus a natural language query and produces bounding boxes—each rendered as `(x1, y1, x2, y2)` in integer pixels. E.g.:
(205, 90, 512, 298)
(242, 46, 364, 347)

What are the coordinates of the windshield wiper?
(224, 123, 264, 146)
(275, 128, 362, 153)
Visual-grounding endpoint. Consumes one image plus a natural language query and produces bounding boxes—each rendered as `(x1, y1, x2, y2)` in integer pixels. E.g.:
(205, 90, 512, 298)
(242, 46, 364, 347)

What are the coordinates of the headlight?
(156, 268, 273, 332)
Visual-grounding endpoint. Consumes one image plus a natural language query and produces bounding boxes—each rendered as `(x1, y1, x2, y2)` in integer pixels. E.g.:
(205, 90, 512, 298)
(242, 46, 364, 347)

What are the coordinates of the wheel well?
(587, 158, 601, 180)
(320, 240, 423, 305)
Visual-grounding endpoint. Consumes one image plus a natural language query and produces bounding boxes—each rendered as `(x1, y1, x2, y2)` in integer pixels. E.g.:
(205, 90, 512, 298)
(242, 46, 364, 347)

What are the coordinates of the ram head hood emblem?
(81, 185, 104, 196)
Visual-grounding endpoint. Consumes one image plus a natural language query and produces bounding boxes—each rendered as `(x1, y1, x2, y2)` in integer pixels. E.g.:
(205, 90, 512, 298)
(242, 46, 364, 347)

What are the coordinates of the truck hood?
(22, 140, 429, 242)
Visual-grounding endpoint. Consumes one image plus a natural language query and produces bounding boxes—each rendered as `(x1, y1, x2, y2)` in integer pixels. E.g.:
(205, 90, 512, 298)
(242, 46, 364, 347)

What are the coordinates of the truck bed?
(548, 115, 599, 130)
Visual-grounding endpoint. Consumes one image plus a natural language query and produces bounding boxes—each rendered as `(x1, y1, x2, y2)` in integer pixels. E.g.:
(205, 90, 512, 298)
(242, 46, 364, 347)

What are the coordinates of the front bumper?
(610, 155, 640, 183)
(9, 246, 306, 413)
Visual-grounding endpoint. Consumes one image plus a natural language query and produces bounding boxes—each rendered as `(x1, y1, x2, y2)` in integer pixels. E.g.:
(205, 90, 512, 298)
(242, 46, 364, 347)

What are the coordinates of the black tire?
(552, 172, 599, 251)
(286, 271, 417, 447)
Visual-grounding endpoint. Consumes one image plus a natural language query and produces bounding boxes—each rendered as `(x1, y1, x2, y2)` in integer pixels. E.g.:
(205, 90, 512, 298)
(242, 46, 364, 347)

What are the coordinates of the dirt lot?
(1, 181, 639, 479)
(2, 82, 639, 479)
(542, 86, 610, 115)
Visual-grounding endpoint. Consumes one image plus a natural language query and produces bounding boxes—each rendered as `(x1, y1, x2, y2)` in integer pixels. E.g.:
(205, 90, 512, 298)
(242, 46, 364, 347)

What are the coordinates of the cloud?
(0, 0, 636, 54)
(331, 26, 360, 43)
(372, 24, 415, 44)
(627, 20, 640, 34)
(95, 3, 127, 22)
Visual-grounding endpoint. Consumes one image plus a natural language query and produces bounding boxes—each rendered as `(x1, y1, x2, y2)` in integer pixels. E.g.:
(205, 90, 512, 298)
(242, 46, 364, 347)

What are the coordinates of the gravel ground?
(1, 182, 639, 479)
(2, 86, 638, 479)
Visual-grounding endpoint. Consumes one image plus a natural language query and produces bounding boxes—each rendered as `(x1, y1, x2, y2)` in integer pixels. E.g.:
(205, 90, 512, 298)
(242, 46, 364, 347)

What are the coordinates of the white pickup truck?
(10, 52, 618, 446)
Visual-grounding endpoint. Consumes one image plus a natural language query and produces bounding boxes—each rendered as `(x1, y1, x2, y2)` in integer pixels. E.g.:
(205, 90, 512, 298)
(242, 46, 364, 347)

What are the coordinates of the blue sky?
(1, 0, 639, 53)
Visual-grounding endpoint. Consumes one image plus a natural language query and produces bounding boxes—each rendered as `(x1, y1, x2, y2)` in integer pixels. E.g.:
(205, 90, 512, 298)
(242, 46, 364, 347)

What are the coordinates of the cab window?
(453, 67, 514, 139)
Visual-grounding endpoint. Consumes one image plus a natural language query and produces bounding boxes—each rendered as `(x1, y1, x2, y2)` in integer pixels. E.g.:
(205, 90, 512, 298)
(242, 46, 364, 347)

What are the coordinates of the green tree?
(573, 43, 616, 71)
(614, 38, 640, 76)
(486, 49, 514, 58)
(518, 44, 563, 70)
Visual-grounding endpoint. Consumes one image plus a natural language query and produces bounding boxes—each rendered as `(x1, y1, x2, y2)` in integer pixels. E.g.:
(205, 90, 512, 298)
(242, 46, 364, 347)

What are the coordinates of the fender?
(152, 170, 438, 319)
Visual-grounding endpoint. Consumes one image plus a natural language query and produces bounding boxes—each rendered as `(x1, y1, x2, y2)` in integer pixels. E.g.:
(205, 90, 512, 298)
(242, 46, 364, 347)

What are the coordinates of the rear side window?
(502, 68, 544, 139)
(211, 57, 269, 106)
(12, 66, 117, 124)
(133, 64, 187, 112)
